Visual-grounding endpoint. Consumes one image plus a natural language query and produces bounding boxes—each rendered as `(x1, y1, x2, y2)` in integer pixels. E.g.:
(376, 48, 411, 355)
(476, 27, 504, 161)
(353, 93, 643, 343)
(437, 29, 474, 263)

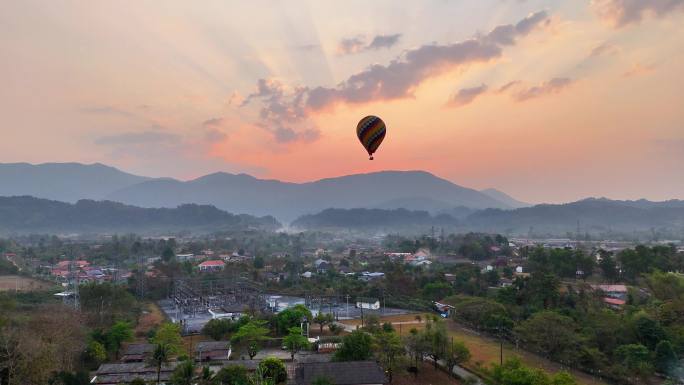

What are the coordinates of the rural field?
(0, 275, 55, 292)
(343, 313, 610, 385)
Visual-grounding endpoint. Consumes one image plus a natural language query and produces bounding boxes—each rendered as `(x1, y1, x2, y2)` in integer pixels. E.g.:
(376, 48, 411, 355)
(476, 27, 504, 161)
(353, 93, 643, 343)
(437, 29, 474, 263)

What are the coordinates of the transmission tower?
(136, 254, 146, 300)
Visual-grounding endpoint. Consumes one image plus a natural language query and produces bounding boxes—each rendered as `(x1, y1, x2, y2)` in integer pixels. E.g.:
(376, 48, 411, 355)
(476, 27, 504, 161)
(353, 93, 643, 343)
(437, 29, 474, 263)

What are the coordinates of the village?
(2, 230, 681, 385)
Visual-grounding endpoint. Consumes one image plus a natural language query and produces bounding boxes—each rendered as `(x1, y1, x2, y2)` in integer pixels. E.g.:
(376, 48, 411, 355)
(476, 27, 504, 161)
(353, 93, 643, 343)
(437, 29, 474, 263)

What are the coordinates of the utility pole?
(345, 294, 350, 319)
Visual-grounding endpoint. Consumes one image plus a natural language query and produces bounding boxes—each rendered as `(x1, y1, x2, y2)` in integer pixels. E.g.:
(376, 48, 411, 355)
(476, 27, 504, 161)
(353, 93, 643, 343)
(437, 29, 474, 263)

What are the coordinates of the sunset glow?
(2, 1, 683, 203)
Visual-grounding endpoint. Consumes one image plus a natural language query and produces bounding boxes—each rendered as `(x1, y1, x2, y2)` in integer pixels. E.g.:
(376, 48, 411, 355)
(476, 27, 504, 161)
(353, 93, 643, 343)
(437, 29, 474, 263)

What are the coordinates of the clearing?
(341, 313, 609, 385)
(0, 275, 55, 292)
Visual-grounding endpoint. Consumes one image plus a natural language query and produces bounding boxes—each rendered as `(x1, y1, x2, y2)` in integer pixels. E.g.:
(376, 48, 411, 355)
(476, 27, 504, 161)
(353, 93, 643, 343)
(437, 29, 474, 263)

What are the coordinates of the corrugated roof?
(295, 361, 387, 385)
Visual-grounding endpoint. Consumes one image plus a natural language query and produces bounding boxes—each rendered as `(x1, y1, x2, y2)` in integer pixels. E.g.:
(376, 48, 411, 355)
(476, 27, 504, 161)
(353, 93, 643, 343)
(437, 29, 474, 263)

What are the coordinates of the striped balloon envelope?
(356, 115, 386, 160)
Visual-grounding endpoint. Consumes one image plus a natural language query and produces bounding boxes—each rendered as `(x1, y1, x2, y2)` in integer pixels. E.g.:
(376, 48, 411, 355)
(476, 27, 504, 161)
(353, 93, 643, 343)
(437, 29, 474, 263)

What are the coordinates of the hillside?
(108, 170, 510, 221)
(291, 198, 684, 236)
(0, 196, 280, 235)
(465, 198, 684, 235)
(0, 163, 516, 221)
(0, 162, 150, 202)
(291, 208, 459, 230)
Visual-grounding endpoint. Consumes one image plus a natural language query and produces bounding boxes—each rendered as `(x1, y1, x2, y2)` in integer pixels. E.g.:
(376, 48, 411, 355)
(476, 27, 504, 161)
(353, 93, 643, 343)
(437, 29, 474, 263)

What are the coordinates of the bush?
(259, 357, 287, 384)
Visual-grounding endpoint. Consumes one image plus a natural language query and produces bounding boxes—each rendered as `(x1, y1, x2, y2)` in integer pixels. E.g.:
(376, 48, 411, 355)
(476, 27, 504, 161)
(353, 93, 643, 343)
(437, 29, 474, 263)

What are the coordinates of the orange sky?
(1, 1, 683, 203)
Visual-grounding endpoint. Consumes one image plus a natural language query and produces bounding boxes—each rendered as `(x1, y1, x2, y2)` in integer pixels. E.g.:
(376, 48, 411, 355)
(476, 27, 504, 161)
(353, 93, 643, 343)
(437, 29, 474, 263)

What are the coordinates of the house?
(301, 271, 313, 279)
(121, 343, 155, 363)
(358, 272, 384, 281)
(591, 284, 628, 299)
(91, 362, 178, 384)
(356, 299, 380, 310)
(293, 361, 387, 385)
(410, 259, 432, 267)
(602, 297, 626, 310)
(433, 301, 455, 317)
(176, 253, 195, 262)
(198, 260, 225, 272)
(314, 259, 330, 274)
(195, 341, 231, 363)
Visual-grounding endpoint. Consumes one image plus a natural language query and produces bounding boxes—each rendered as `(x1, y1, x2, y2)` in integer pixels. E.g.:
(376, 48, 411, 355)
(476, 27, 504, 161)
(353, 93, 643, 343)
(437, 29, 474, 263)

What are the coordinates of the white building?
(356, 299, 380, 310)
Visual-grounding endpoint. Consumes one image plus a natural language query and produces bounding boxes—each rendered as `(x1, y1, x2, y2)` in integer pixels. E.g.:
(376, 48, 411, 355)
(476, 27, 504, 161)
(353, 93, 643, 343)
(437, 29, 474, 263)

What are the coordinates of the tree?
(334, 330, 373, 361)
(445, 340, 471, 376)
(130, 378, 147, 385)
(151, 322, 185, 355)
(422, 282, 454, 300)
(169, 360, 195, 385)
(283, 327, 309, 360)
(615, 344, 653, 379)
(404, 328, 430, 369)
(85, 340, 107, 366)
(490, 358, 578, 385)
(231, 320, 269, 359)
(275, 304, 312, 334)
(514, 311, 581, 363)
(373, 330, 405, 383)
(632, 313, 666, 350)
(421, 317, 449, 368)
(313, 312, 333, 334)
(598, 251, 618, 282)
(654, 340, 677, 375)
(148, 343, 171, 385)
(106, 321, 134, 355)
(253, 256, 265, 269)
(258, 357, 287, 384)
(202, 318, 235, 341)
(161, 246, 175, 262)
(213, 365, 249, 385)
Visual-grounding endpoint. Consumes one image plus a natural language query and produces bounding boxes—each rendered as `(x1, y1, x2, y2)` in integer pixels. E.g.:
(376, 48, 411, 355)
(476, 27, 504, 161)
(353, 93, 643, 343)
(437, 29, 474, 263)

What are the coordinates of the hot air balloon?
(356, 115, 386, 160)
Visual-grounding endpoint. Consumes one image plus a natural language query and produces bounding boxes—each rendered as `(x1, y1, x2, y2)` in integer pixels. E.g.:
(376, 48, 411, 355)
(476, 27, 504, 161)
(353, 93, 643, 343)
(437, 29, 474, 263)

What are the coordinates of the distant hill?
(107, 170, 512, 221)
(479, 188, 529, 208)
(0, 162, 150, 202)
(0, 196, 280, 235)
(0, 163, 516, 221)
(465, 198, 684, 235)
(292, 198, 684, 236)
(291, 208, 458, 230)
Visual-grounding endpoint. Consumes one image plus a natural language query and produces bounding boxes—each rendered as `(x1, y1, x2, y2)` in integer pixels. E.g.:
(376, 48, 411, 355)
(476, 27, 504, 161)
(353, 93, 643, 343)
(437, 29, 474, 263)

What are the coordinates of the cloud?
(79, 106, 136, 119)
(337, 33, 402, 55)
(202, 117, 224, 127)
(242, 11, 549, 141)
(484, 11, 550, 45)
(367, 34, 402, 50)
(242, 79, 319, 143)
(95, 130, 180, 145)
(497, 80, 521, 93)
(513, 77, 574, 101)
(623, 63, 656, 77)
(337, 36, 366, 54)
(204, 128, 227, 142)
(591, 0, 684, 27)
(589, 42, 619, 57)
(308, 11, 547, 110)
(449, 84, 489, 107)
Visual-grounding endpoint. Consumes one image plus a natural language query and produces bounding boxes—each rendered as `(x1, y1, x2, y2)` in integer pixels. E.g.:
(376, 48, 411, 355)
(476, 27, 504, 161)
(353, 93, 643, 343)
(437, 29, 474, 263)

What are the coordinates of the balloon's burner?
(369, 155, 374, 160)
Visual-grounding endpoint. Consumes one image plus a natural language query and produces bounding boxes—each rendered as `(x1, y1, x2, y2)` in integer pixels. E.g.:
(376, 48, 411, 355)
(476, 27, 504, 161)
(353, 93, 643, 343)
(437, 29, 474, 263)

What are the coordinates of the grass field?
(342, 313, 609, 385)
(0, 275, 55, 292)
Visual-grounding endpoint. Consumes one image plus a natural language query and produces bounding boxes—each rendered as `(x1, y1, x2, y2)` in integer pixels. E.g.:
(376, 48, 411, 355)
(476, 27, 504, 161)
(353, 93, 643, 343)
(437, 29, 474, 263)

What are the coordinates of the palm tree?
(169, 360, 196, 385)
(148, 343, 171, 385)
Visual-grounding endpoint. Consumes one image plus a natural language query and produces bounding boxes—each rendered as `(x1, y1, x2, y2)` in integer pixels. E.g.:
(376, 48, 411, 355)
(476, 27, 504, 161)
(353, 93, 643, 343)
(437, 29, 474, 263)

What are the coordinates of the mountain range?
(0, 162, 527, 221)
(0, 196, 279, 235)
(291, 199, 684, 237)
